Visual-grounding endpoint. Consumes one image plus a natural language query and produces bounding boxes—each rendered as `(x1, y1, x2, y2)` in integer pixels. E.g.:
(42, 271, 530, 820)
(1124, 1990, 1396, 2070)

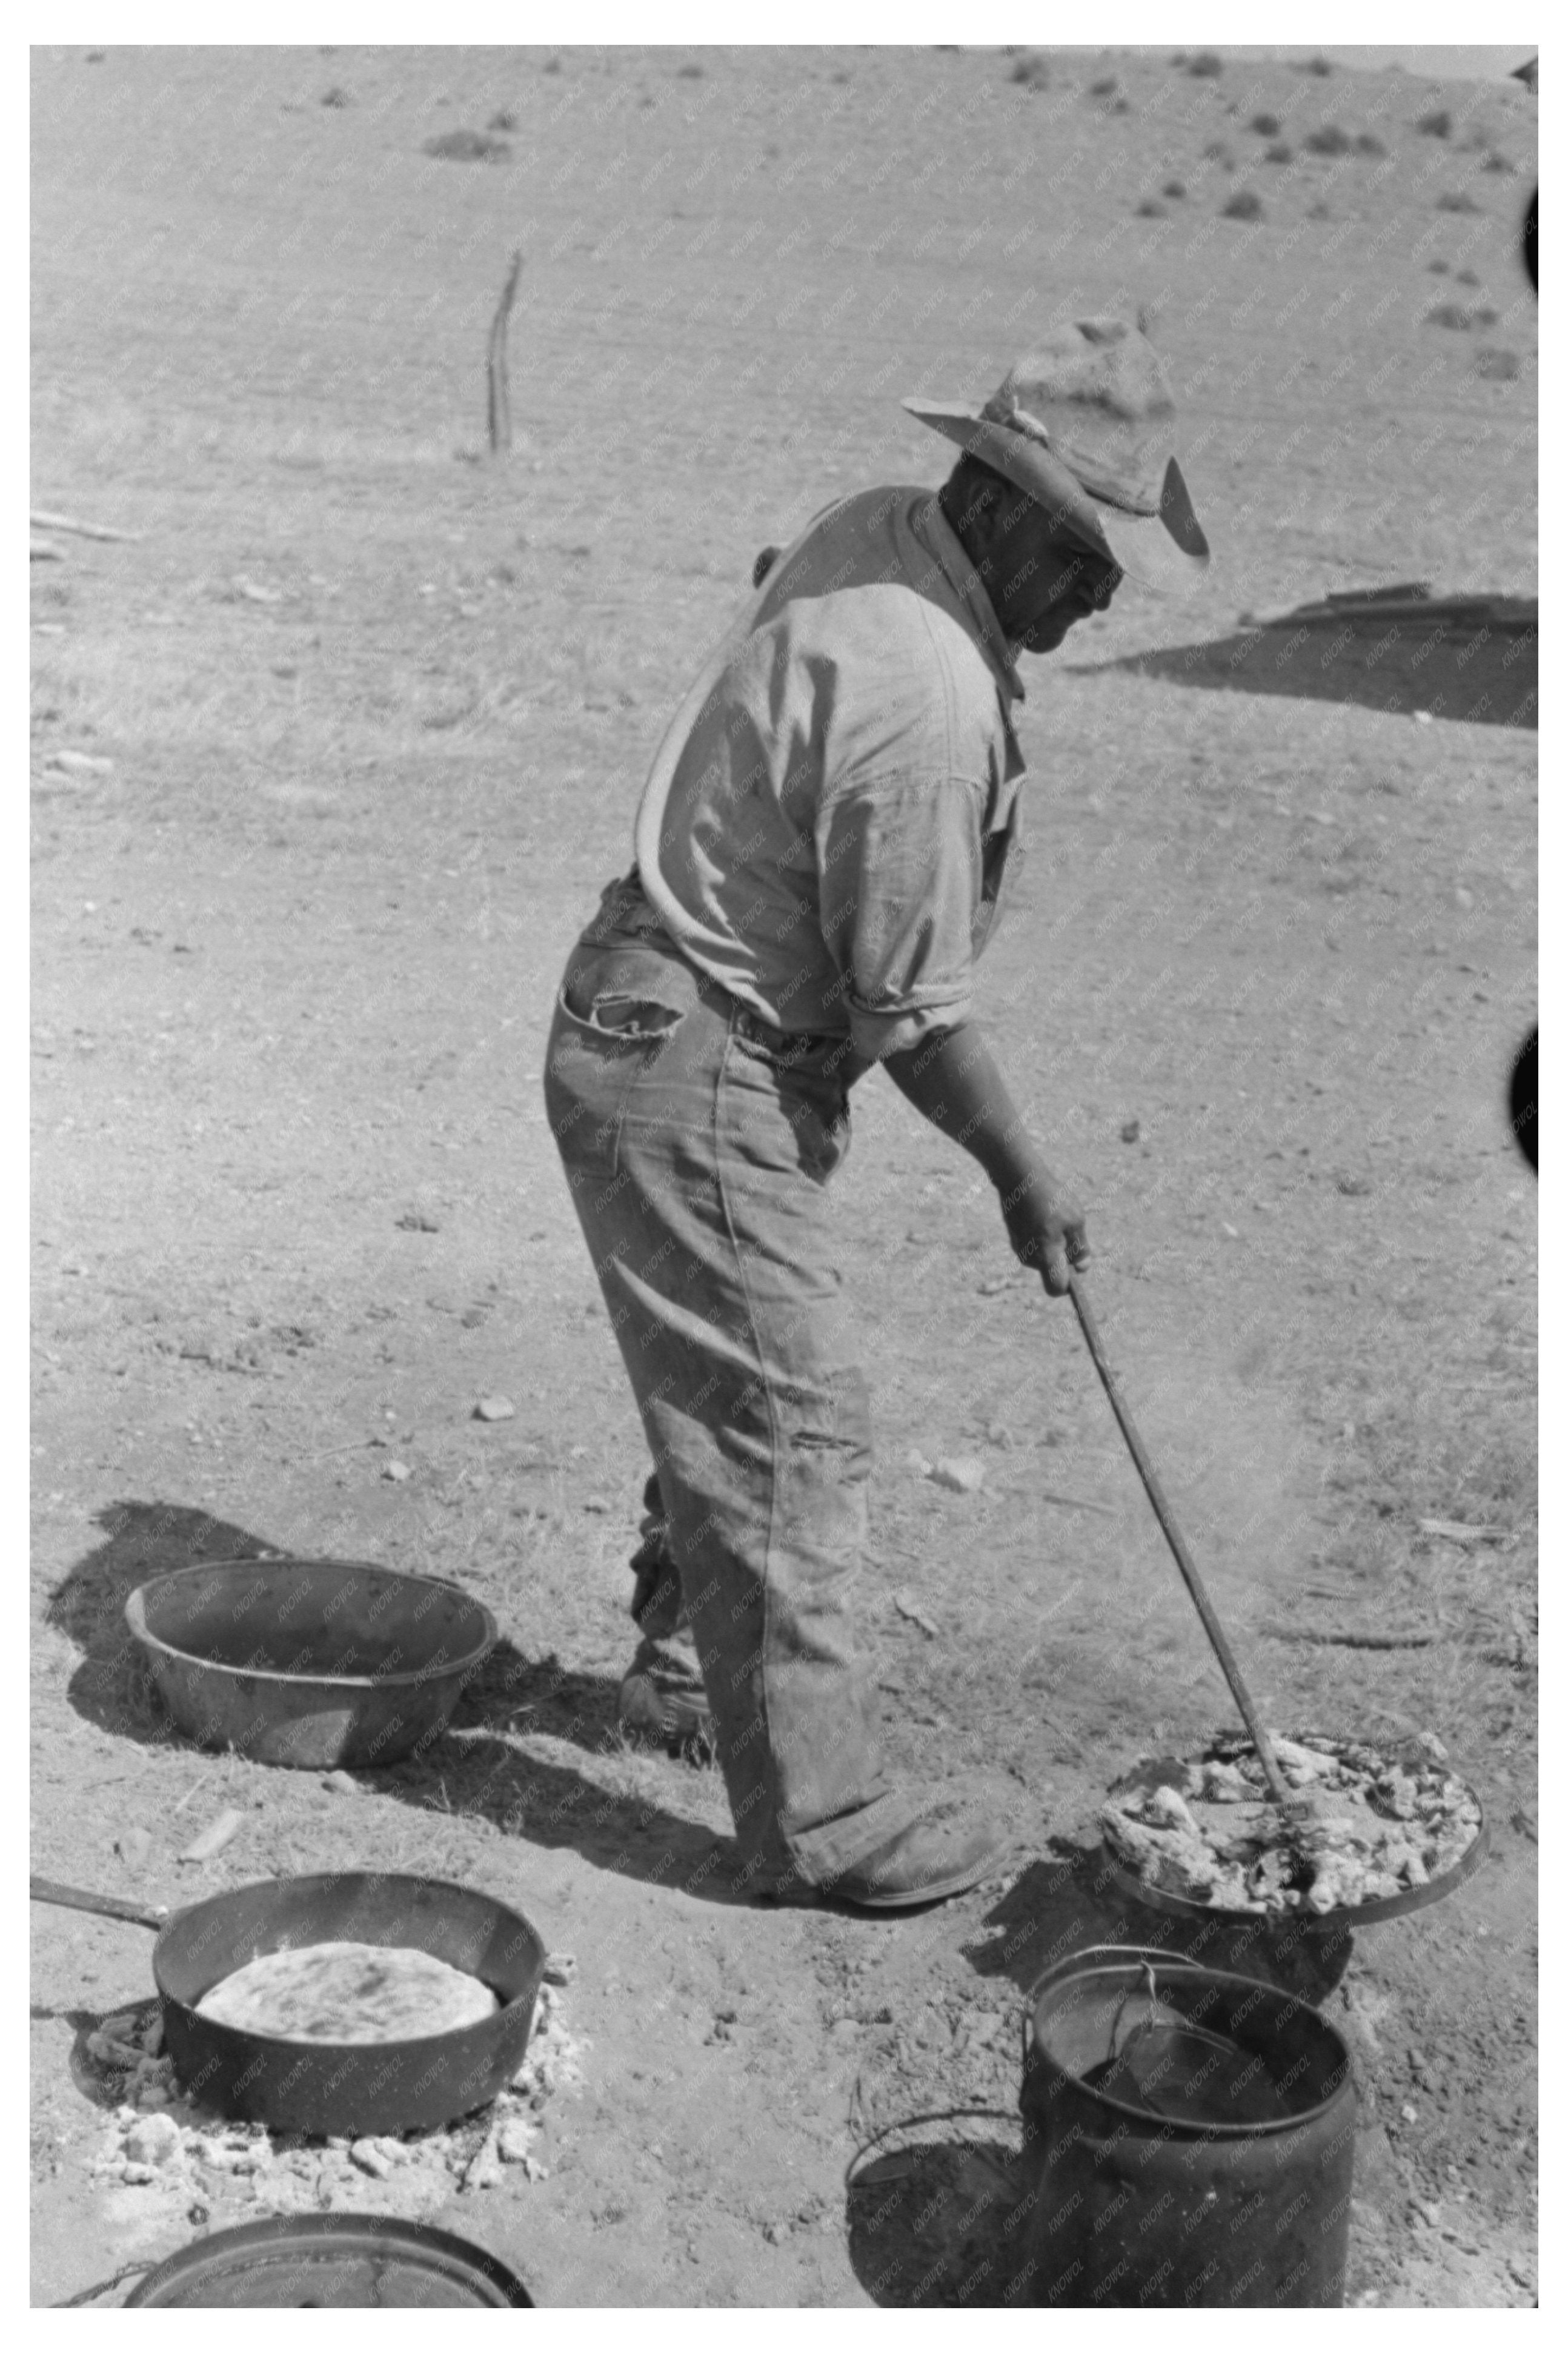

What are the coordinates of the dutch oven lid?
(124, 2215, 533, 2306)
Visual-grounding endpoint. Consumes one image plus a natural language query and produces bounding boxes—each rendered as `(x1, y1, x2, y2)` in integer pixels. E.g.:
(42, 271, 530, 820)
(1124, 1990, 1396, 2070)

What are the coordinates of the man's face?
(986, 491, 1124, 652)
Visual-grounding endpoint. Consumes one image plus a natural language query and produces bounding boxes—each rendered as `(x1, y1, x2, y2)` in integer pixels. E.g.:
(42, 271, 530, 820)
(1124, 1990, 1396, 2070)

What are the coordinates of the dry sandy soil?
(31, 43, 1536, 2308)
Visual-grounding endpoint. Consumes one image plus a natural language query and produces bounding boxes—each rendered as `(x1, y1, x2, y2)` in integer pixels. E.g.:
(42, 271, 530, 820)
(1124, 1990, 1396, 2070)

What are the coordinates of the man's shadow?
(45, 1501, 748, 1905)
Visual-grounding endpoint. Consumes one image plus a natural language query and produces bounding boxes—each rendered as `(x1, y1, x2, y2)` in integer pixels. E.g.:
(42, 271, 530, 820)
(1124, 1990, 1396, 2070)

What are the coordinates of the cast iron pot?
(32, 1868, 546, 2137)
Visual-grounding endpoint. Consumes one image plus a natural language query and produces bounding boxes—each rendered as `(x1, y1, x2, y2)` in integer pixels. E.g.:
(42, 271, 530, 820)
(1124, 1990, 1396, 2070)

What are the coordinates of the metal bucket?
(1017, 1946, 1355, 2308)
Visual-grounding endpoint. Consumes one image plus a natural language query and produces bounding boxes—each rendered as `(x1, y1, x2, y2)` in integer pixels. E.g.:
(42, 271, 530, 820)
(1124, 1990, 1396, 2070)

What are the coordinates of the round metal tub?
(125, 1556, 496, 1769)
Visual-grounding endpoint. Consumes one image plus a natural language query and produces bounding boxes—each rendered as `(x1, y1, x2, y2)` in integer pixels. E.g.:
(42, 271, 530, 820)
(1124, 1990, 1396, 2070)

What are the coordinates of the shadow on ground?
(448, 1633, 622, 1751)
(367, 1721, 748, 1903)
(45, 1502, 750, 1906)
(964, 1841, 1352, 2003)
(47, 1501, 276, 1744)
(846, 2129, 1031, 2307)
(1071, 592, 1537, 728)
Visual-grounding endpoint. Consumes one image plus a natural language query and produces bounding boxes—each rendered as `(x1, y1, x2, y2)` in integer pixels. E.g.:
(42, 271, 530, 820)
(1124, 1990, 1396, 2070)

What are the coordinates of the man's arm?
(812, 763, 1089, 1291)
(881, 1023, 1089, 1295)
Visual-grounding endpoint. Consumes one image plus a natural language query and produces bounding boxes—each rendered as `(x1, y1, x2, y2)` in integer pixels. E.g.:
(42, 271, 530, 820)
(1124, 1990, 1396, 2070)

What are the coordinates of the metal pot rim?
(1022, 1946, 1353, 2138)
(125, 1558, 498, 1691)
(149, 1870, 546, 2134)
(1097, 1806, 1489, 1930)
(123, 2211, 534, 2306)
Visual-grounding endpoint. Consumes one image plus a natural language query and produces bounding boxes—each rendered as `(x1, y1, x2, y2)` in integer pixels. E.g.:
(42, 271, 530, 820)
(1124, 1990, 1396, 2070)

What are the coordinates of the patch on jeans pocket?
(562, 944, 698, 1037)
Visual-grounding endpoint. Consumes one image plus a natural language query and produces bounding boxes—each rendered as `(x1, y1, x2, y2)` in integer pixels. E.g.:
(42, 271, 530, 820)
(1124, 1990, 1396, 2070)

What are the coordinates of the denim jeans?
(542, 878, 920, 1890)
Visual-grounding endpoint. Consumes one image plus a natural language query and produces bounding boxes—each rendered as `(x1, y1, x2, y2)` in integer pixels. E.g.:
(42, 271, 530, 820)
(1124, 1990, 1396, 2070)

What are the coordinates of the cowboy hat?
(903, 317, 1210, 594)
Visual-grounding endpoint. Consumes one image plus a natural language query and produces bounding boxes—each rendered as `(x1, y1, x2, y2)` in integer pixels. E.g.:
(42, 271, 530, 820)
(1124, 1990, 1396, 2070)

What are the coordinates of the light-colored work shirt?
(633, 485, 1027, 1061)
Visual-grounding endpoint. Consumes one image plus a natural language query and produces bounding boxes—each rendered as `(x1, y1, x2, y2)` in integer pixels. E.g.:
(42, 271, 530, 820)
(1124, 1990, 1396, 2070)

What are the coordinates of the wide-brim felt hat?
(903, 317, 1211, 595)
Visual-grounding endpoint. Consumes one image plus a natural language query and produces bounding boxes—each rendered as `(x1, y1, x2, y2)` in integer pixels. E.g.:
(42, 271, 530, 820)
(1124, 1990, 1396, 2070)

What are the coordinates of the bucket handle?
(1020, 1943, 1209, 2074)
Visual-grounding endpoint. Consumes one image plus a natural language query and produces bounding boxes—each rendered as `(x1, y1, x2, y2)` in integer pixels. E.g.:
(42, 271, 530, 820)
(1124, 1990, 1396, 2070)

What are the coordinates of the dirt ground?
(31, 44, 1536, 2308)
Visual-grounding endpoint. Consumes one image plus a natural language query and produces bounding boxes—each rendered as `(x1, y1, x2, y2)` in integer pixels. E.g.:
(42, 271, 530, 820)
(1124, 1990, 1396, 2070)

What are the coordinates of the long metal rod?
(1064, 1273, 1298, 1813)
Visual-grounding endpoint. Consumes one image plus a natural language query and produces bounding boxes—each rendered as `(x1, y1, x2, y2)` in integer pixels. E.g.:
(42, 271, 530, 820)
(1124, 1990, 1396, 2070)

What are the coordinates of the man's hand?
(881, 1022, 1091, 1295)
(999, 1166, 1091, 1296)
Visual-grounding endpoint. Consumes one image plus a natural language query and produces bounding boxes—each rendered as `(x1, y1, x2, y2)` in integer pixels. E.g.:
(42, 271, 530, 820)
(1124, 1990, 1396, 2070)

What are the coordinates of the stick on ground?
(30, 509, 139, 542)
(487, 250, 523, 457)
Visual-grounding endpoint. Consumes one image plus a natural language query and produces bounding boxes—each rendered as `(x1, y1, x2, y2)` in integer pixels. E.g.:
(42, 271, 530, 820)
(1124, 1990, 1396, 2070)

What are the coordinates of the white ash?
(508, 1979, 586, 2109)
(1100, 1731, 1483, 1916)
(90, 1979, 585, 2204)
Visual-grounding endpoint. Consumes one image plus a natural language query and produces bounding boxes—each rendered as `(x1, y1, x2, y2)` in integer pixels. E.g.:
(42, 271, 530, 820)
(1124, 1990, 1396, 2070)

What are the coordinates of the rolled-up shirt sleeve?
(815, 769, 986, 1061)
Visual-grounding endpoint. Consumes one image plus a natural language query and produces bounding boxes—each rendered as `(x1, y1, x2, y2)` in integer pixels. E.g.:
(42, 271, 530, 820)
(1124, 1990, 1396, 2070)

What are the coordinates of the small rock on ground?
(47, 749, 115, 775)
(929, 1455, 986, 1493)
